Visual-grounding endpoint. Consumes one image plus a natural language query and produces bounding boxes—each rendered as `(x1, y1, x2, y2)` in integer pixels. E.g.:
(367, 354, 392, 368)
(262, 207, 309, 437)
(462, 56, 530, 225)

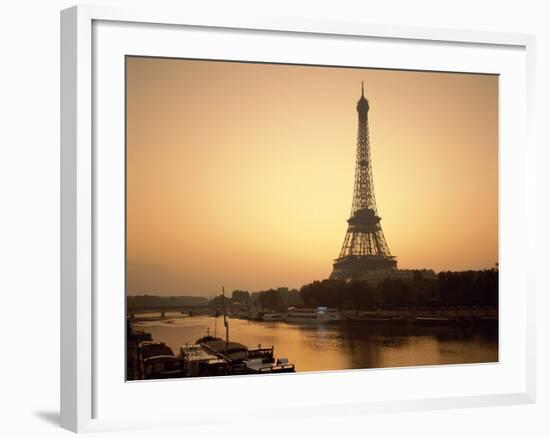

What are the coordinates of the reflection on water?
(134, 315, 498, 372)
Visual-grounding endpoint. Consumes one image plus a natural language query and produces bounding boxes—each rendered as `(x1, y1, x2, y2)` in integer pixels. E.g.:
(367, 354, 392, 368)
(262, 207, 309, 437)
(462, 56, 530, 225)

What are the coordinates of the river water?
(133, 314, 498, 372)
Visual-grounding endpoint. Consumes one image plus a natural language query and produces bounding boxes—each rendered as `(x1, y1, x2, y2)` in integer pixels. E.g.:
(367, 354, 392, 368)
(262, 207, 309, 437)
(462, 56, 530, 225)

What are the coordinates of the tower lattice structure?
(330, 83, 397, 281)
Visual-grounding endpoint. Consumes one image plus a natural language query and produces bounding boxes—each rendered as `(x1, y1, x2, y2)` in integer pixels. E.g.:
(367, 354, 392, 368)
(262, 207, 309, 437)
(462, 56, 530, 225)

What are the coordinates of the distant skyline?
(126, 57, 498, 297)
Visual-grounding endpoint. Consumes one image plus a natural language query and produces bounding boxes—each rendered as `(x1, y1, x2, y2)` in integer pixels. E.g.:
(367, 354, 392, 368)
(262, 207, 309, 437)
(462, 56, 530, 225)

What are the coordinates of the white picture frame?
(60, 4, 536, 433)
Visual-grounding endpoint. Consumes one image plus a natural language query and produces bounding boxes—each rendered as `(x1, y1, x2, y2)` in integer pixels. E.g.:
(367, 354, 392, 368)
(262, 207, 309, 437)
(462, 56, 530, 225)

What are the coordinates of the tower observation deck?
(330, 83, 397, 281)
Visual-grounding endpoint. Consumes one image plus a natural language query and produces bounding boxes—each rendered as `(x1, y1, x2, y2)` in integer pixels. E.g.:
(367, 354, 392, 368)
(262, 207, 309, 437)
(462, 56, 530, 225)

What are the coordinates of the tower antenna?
(222, 286, 229, 352)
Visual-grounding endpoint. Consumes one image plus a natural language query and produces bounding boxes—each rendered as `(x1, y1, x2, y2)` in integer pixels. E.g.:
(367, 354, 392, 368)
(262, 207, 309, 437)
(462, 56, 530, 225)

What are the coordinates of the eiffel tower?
(330, 83, 397, 280)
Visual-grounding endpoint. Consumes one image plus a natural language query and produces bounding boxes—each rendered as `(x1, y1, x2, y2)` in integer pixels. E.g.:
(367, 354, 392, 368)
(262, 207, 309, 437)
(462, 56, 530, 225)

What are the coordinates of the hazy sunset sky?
(126, 57, 498, 297)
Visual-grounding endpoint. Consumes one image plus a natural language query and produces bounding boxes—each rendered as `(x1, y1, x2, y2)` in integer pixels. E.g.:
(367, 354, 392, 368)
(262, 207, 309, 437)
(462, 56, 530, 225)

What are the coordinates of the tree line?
(206, 269, 498, 311)
(209, 289, 251, 306)
(209, 288, 302, 309)
(300, 269, 498, 309)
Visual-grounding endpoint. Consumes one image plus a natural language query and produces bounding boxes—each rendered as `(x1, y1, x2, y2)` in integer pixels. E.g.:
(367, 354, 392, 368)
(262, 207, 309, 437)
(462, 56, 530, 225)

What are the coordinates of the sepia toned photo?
(125, 57, 498, 381)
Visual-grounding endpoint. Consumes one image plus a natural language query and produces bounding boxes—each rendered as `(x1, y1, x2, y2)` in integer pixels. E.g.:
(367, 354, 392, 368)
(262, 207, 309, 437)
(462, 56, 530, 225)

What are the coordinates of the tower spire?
(330, 85, 396, 281)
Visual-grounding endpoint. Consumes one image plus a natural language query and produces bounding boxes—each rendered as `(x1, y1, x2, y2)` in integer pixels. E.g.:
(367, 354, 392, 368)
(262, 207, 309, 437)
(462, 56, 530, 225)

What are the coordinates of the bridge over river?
(127, 304, 249, 320)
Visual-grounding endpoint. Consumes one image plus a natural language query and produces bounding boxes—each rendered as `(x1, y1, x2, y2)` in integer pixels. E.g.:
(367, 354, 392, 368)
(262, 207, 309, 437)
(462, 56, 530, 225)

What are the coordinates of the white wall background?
(0, 0, 547, 437)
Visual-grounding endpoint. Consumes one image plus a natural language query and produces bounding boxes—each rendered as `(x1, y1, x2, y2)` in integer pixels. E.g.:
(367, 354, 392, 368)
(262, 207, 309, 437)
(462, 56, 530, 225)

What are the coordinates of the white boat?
(262, 313, 284, 321)
(285, 307, 342, 323)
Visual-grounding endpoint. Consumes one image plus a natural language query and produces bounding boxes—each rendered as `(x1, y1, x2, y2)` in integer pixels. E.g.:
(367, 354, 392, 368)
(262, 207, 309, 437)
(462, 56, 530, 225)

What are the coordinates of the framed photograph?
(61, 5, 536, 433)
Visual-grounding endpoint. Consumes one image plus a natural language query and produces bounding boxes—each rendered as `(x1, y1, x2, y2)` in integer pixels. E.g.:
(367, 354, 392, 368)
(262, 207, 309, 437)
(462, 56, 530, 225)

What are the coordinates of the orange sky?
(126, 57, 498, 297)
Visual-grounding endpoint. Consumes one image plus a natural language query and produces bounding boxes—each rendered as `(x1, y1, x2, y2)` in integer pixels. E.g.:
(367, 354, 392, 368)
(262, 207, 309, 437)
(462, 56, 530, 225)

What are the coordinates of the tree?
(378, 278, 410, 306)
(209, 294, 234, 306)
(258, 289, 282, 310)
(346, 280, 374, 308)
(231, 290, 250, 304)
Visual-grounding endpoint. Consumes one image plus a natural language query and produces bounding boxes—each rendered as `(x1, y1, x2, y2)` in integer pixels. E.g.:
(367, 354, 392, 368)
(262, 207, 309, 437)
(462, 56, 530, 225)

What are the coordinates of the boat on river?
(286, 307, 342, 323)
(191, 287, 296, 374)
(346, 313, 407, 324)
(138, 342, 185, 379)
(243, 357, 295, 374)
(413, 316, 453, 324)
(202, 338, 294, 372)
(180, 344, 230, 377)
(262, 313, 284, 321)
